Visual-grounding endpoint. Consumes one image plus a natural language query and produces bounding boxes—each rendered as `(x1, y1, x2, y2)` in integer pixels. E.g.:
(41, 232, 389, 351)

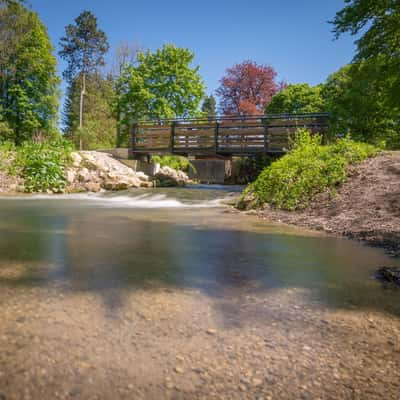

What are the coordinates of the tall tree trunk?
(79, 72, 86, 150)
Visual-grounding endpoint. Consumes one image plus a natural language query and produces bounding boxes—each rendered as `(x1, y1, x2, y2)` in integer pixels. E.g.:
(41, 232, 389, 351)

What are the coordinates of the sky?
(29, 0, 356, 99)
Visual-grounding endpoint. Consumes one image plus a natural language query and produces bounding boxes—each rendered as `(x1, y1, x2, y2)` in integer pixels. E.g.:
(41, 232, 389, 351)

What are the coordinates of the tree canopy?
(266, 84, 325, 114)
(0, 2, 59, 144)
(216, 61, 283, 115)
(332, 0, 400, 109)
(201, 95, 216, 119)
(59, 10, 109, 149)
(115, 44, 205, 129)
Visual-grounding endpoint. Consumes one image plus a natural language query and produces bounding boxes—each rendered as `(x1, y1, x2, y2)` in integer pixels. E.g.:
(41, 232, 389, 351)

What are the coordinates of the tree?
(0, 2, 59, 144)
(59, 10, 109, 149)
(266, 84, 326, 114)
(111, 43, 141, 147)
(216, 60, 284, 115)
(322, 63, 400, 148)
(115, 44, 205, 132)
(201, 95, 216, 119)
(332, 0, 400, 109)
(63, 73, 115, 150)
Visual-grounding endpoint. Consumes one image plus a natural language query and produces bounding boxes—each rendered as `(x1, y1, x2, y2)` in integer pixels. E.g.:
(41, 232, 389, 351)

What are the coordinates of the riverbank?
(0, 149, 190, 194)
(250, 151, 400, 257)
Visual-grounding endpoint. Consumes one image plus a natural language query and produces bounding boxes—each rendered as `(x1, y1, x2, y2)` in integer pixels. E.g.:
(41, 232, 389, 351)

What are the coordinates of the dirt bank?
(254, 151, 400, 257)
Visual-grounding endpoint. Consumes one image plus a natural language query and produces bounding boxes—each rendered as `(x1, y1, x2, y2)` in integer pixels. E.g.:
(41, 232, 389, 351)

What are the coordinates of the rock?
(65, 169, 76, 184)
(206, 329, 217, 335)
(78, 168, 91, 183)
(375, 266, 400, 286)
(155, 166, 189, 187)
(251, 378, 263, 386)
(174, 366, 184, 374)
(65, 151, 151, 193)
(71, 152, 82, 168)
(84, 182, 101, 192)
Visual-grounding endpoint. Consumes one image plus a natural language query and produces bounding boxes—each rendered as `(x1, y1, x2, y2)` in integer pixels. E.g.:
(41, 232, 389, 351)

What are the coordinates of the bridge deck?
(130, 114, 329, 158)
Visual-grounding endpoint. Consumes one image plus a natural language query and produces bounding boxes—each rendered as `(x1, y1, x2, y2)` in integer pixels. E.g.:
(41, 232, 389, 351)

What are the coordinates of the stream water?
(0, 186, 399, 399)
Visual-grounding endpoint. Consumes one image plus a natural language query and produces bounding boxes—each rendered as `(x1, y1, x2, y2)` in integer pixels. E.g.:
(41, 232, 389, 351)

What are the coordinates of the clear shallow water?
(0, 186, 399, 316)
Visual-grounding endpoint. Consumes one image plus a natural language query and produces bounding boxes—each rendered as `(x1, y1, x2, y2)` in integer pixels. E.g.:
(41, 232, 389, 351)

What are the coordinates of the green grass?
(239, 129, 378, 211)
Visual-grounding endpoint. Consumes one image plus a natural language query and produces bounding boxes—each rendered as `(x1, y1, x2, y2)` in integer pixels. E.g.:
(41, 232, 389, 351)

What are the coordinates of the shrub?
(242, 129, 378, 210)
(152, 155, 195, 173)
(14, 139, 73, 193)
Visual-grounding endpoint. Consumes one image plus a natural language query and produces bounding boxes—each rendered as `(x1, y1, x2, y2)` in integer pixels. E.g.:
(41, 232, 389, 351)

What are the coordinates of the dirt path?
(256, 151, 400, 257)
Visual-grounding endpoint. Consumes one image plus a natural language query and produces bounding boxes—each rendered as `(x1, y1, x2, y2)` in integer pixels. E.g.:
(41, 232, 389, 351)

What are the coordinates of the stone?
(155, 166, 189, 187)
(84, 182, 101, 192)
(174, 366, 184, 374)
(65, 169, 76, 184)
(206, 329, 217, 335)
(78, 168, 91, 183)
(71, 152, 82, 168)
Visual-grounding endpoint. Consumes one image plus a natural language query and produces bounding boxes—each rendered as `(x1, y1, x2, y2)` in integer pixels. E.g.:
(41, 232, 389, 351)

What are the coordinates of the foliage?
(230, 155, 274, 184)
(243, 129, 378, 210)
(115, 44, 205, 131)
(151, 155, 195, 173)
(0, 2, 60, 144)
(266, 84, 326, 114)
(59, 10, 109, 82)
(322, 63, 400, 148)
(201, 95, 216, 119)
(332, 0, 400, 109)
(59, 10, 109, 149)
(13, 139, 73, 193)
(63, 73, 116, 149)
(216, 60, 285, 115)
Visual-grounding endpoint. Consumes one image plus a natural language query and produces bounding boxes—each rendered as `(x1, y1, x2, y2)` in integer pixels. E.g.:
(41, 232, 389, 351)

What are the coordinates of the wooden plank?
(219, 121, 263, 127)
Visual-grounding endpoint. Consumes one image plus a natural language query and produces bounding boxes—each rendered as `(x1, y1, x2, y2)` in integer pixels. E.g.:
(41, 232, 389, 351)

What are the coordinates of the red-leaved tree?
(216, 60, 285, 115)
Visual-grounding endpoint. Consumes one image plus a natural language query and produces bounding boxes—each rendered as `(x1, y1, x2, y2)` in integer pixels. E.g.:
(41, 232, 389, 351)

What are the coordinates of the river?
(0, 187, 399, 399)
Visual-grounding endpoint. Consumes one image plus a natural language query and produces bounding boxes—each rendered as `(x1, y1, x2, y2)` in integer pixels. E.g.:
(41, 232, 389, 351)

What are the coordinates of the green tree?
(322, 62, 400, 148)
(266, 83, 325, 114)
(116, 44, 205, 134)
(111, 43, 141, 147)
(332, 0, 400, 109)
(201, 95, 216, 119)
(59, 10, 109, 149)
(63, 73, 116, 150)
(0, 3, 59, 144)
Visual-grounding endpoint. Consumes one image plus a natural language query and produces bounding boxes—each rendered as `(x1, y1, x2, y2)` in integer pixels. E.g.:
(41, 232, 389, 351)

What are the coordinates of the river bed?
(0, 187, 399, 399)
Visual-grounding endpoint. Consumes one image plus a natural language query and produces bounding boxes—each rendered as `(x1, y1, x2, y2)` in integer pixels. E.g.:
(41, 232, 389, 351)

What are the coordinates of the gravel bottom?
(0, 282, 399, 400)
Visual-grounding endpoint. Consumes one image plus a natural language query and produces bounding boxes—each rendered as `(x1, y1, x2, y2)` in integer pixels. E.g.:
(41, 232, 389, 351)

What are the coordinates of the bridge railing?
(130, 113, 329, 157)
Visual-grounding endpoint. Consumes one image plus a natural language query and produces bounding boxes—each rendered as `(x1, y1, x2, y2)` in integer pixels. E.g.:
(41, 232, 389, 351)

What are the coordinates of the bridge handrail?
(132, 113, 330, 126)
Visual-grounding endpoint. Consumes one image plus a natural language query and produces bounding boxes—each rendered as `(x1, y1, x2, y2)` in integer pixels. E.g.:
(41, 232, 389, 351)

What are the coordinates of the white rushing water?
(0, 191, 226, 209)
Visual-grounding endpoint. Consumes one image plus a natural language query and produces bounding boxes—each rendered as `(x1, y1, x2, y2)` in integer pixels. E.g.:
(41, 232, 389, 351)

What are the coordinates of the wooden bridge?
(130, 113, 329, 159)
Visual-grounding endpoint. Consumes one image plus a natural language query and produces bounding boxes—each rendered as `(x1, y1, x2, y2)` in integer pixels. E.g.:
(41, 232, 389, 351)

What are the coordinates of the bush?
(152, 155, 195, 173)
(14, 139, 73, 193)
(242, 129, 378, 210)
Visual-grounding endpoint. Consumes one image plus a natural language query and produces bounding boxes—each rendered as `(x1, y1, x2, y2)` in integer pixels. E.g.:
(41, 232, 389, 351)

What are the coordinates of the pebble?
(206, 329, 217, 335)
(174, 366, 184, 374)
(252, 378, 263, 386)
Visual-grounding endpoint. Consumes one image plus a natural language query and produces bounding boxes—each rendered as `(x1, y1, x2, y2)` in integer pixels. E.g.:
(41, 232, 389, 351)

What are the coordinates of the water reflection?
(0, 194, 399, 318)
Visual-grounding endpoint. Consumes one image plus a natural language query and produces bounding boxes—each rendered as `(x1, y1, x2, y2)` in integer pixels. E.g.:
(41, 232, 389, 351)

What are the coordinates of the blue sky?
(30, 0, 356, 98)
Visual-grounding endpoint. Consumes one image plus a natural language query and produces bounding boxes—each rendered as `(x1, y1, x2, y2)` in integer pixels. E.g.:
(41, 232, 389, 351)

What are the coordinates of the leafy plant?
(151, 155, 195, 173)
(241, 129, 378, 210)
(14, 139, 73, 192)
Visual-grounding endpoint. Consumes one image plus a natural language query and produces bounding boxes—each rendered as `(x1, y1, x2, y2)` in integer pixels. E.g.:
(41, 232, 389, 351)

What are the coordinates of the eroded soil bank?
(253, 151, 400, 257)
